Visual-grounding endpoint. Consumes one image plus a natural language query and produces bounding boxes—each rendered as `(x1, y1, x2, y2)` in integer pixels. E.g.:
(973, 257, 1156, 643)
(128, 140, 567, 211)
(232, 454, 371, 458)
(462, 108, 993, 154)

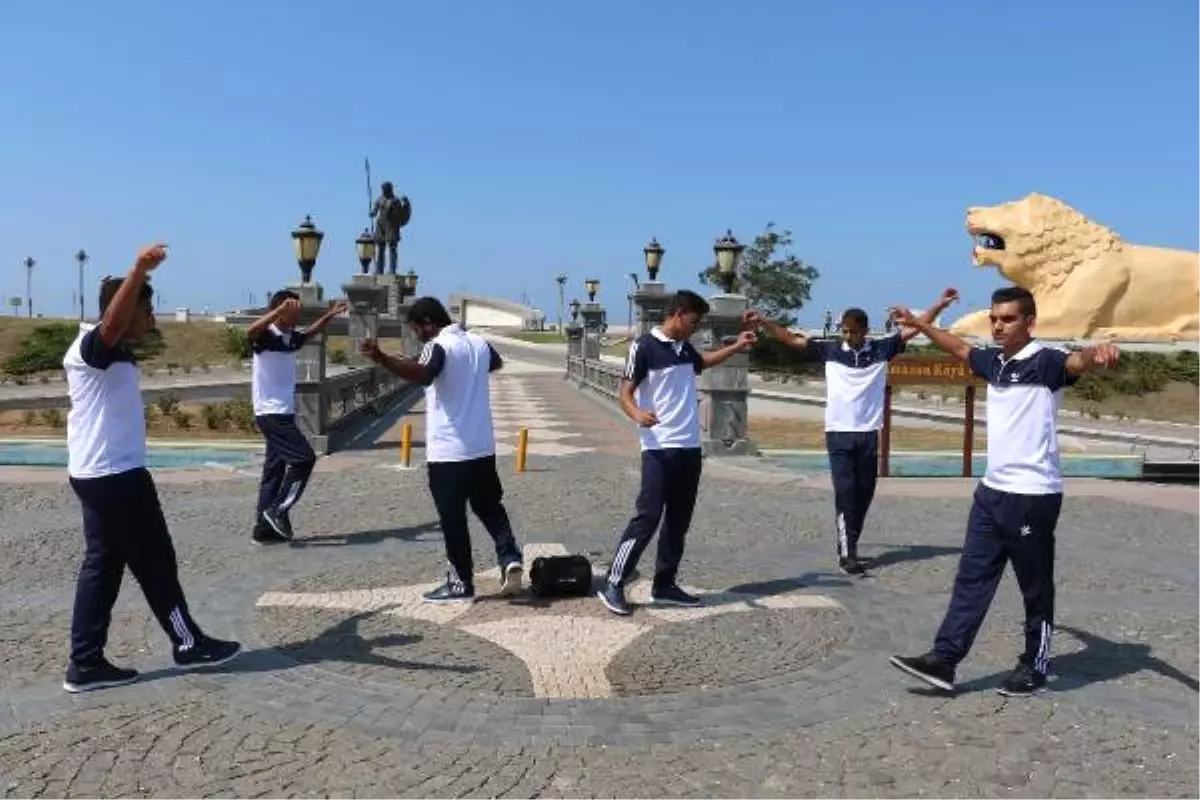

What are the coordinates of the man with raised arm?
(62, 244, 241, 693)
(748, 289, 959, 574)
(888, 286, 1119, 696)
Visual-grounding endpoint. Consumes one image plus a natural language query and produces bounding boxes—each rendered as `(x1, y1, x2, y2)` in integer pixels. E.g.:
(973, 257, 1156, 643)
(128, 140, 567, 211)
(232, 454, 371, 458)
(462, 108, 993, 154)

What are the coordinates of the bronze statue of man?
(369, 182, 412, 275)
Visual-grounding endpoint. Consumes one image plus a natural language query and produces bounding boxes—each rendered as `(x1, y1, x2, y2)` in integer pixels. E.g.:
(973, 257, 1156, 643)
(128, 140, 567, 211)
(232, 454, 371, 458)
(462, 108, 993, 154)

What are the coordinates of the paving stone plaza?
(1, 352, 1197, 798)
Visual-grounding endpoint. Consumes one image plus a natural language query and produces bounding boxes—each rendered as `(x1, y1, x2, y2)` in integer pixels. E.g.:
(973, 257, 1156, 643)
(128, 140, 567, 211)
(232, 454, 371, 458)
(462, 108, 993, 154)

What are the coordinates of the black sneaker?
(261, 509, 294, 541)
(63, 658, 139, 693)
(422, 581, 476, 605)
(889, 652, 956, 692)
(597, 582, 631, 616)
(839, 556, 866, 576)
(252, 526, 289, 545)
(650, 583, 702, 606)
(997, 662, 1047, 697)
(173, 636, 242, 670)
(499, 560, 524, 596)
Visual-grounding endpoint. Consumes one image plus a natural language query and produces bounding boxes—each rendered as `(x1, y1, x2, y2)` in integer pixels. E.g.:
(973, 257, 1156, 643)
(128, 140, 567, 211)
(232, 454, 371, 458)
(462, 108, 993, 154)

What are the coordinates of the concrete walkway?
(0, 351, 1195, 797)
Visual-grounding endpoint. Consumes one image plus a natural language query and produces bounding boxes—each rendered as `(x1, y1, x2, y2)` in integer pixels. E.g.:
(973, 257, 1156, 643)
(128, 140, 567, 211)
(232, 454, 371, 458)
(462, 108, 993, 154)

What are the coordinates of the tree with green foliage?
(697, 223, 819, 326)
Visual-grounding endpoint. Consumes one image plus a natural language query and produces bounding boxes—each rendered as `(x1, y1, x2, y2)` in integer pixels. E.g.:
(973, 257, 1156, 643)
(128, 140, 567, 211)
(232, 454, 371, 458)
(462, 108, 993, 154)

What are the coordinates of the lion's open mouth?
(973, 232, 1006, 251)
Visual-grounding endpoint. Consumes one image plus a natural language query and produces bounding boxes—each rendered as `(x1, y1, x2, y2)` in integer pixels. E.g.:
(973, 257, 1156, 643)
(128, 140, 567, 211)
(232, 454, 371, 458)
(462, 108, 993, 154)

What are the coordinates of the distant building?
(447, 293, 545, 330)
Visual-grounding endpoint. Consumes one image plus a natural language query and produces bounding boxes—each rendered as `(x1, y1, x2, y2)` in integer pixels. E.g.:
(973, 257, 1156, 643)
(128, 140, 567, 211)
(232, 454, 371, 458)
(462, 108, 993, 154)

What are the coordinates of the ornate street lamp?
(291, 215, 324, 283)
(643, 237, 664, 281)
(584, 278, 599, 303)
(400, 269, 419, 300)
(713, 229, 744, 294)
(75, 249, 89, 320)
(354, 228, 376, 274)
(22, 257, 35, 318)
(569, 298, 581, 323)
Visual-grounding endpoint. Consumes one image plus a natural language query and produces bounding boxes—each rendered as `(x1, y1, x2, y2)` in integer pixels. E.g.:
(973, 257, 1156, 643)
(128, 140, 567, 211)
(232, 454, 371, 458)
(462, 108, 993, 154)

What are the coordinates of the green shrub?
(155, 393, 180, 416)
(40, 408, 65, 428)
(224, 326, 252, 360)
(329, 347, 348, 365)
(130, 327, 166, 361)
(201, 403, 228, 430)
(2, 322, 78, 376)
(22, 410, 36, 425)
(171, 409, 192, 430)
(224, 398, 256, 431)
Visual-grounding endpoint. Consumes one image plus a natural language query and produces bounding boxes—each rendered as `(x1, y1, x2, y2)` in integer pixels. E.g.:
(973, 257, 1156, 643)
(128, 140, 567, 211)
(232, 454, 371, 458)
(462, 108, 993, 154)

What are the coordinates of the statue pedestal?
(565, 324, 584, 359)
(632, 281, 669, 337)
(343, 275, 389, 368)
(694, 293, 756, 457)
(580, 303, 605, 360)
(287, 281, 325, 307)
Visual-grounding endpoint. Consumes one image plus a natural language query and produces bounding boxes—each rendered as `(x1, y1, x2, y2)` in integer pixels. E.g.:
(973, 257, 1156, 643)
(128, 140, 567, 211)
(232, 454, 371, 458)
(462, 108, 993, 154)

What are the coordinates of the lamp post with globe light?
(631, 236, 670, 336)
(696, 229, 755, 457)
(75, 249, 88, 320)
(22, 257, 34, 318)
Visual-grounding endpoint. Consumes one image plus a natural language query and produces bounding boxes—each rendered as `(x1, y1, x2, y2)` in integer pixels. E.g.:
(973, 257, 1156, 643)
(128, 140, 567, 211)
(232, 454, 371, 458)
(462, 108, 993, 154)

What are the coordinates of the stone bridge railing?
(297, 365, 421, 454)
(565, 355, 623, 401)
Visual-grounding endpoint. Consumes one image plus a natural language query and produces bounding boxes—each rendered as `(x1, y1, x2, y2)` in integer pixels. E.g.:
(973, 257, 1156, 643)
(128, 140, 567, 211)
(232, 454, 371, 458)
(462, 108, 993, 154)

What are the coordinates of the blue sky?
(1, 0, 1196, 326)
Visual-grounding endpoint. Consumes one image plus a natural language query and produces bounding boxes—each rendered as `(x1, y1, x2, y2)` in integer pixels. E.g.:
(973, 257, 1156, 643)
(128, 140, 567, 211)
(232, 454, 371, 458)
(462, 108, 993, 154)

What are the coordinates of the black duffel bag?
(529, 555, 594, 598)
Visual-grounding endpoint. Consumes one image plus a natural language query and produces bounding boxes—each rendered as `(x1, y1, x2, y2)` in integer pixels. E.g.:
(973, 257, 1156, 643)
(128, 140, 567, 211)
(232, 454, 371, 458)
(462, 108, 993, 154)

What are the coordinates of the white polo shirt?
(809, 333, 905, 432)
(969, 341, 1076, 495)
(251, 324, 307, 416)
(625, 328, 705, 450)
(421, 324, 503, 463)
(63, 324, 146, 479)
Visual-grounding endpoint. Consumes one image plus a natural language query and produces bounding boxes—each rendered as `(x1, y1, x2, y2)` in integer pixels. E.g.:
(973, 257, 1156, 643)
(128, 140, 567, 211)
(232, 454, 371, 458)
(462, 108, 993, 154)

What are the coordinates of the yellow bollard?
(400, 422, 413, 468)
(516, 427, 529, 474)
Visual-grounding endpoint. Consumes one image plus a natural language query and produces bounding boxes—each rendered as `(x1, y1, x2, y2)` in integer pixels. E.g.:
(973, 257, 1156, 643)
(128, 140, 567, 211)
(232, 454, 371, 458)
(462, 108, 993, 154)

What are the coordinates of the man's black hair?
(841, 308, 869, 331)
(268, 290, 300, 310)
(98, 277, 154, 315)
(406, 296, 453, 327)
(991, 286, 1037, 317)
(666, 289, 710, 317)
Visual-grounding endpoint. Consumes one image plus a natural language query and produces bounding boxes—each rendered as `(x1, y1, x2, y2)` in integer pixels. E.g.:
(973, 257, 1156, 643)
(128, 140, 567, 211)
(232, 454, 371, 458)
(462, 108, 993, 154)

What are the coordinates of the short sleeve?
(418, 342, 446, 381)
(79, 328, 124, 370)
(487, 343, 503, 372)
(624, 338, 650, 386)
(967, 347, 1000, 381)
(1033, 348, 1077, 391)
(250, 327, 281, 354)
(876, 332, 906, 361)
(290, 330, 309, 349)
(687, 343, 705, 375)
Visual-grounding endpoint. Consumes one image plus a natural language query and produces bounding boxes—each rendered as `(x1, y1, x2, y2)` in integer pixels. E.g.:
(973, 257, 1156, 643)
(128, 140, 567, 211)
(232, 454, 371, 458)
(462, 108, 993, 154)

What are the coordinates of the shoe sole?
(62, 674, 140, 693)
(173, 644, 244, 671)
(996, 685, 1045, 697)
(260, 511, 293, 541)
(597, 590, 631, 616)
(422, 595, 476, 605)
(649, 596, 701, 607)
(499, 563, 524, 596)
(888, 656, 955, 692)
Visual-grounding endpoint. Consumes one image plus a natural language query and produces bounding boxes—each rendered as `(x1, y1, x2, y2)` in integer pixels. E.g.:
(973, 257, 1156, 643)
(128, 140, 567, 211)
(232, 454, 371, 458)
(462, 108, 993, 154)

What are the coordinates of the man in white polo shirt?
(246, 291, 345, 543)
(361, 296, 523, 604)
(61, 243, 241, 693)
(888, 286, 1119, 697)
(597, 290, 756, 616)
(749, 289, 959, 575)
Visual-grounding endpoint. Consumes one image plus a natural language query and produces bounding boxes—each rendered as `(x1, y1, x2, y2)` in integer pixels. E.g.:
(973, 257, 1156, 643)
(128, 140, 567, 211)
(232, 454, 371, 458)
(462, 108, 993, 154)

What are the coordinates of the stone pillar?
(565, 323, 584, 358)
(376, 274, 404, 319)
(694, 293, 756, 457)
(342, 275, 389, 367)
(580, 302, 604, 360)
(632, 281, 670, 337)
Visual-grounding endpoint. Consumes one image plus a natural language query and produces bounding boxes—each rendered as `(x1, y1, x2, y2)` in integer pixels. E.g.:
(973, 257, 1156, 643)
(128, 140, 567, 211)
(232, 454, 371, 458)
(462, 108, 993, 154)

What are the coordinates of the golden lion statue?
(949, 193, 1199, 341)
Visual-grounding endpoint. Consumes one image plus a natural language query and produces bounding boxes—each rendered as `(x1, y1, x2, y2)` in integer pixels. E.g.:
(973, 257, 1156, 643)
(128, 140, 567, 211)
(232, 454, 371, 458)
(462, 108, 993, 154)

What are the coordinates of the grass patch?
(508, 331, 566, 344)
(752, 417, 1010, 452)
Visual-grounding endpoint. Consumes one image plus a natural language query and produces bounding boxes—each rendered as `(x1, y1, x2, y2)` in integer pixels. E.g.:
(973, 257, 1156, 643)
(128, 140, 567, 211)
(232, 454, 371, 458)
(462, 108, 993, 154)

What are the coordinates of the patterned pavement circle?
(254, 542, 846, 700)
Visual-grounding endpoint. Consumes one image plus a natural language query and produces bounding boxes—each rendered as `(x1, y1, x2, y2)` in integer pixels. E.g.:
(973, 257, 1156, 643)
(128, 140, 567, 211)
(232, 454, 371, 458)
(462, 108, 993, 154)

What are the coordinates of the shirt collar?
(651, 326, 687, 352)
(998, 340, 1043, 364)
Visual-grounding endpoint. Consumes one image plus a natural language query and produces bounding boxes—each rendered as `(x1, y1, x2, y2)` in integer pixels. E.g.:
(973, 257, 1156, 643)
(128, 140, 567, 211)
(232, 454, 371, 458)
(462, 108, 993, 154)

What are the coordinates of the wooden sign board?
(888, 355, 985, 387)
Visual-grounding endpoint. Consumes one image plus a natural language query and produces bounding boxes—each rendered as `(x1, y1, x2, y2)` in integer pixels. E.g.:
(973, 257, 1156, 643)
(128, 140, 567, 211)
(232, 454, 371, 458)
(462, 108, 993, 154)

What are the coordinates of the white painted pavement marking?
(256, 542, 842, 699)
